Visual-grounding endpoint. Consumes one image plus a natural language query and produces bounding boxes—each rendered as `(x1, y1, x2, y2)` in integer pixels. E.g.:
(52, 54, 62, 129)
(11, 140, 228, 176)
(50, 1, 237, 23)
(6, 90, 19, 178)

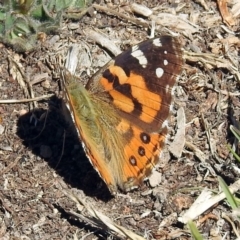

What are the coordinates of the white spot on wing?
(164, 59, 168, 65)
(165, 84, 170, 93)
(162, 119, 169, 129)
(169, 103, 174, 113)
(131, 50, 148, 68)
(164, 50, 167, 54)
(153, 38, 162, 47)
(156, 68, 164, 78)
(132, 45, 139, 51)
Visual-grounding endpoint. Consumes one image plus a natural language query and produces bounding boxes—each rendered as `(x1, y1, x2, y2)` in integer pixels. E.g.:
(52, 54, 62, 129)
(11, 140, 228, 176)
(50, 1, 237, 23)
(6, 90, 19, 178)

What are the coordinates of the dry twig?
(0, 94, 54, 104)
(217, 0, 237, 26)
(179, 178, 240, 223)
(62, 189, 145, 240)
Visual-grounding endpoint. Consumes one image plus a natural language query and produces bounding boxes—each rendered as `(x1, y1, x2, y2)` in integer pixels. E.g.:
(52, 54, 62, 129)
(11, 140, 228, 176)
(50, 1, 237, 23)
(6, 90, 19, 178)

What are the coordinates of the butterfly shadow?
(17, 95, 112, 201)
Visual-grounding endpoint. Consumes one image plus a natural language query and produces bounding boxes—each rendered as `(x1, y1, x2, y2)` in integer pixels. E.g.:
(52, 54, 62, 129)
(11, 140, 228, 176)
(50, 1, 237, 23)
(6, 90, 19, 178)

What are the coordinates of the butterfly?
(62, 36, 183, 194)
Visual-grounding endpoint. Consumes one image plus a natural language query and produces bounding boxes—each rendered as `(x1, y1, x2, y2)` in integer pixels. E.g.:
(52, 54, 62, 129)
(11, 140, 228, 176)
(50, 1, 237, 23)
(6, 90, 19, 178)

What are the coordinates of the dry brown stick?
(180, 178, 240, 223)
(222, 213, 240, 238)
(92, 4, 149, 29)
(183, 50, 240, 82)
(62, 189, 146, 240)
(217, 0, 236, 26)
(0, 94, 54, 104)
(86, 29, 121, 56)
(8, 55, 36, 109)
(0, 156, 21, 175)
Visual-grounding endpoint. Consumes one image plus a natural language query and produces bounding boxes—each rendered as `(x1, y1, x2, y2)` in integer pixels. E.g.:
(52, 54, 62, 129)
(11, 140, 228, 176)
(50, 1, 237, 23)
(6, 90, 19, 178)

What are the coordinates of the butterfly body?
(63, 36, 183, 194)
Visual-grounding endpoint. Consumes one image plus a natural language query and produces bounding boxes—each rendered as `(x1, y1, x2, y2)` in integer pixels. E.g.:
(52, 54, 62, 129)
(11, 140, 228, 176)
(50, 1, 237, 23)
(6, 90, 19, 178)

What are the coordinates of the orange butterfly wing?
(64, 36, 183, 193)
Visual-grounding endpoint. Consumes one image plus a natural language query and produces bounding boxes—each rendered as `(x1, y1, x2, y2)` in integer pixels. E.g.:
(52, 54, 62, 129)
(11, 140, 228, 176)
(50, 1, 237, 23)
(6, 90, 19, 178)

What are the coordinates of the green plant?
(228, 125, 240, 162)
(0, 0, 91, 52)
(187, 221, 204, 240)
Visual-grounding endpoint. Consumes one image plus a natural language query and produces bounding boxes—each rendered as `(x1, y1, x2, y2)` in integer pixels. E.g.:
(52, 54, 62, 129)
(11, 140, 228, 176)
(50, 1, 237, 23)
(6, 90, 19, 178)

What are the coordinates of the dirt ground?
(0, 0, 240, 239)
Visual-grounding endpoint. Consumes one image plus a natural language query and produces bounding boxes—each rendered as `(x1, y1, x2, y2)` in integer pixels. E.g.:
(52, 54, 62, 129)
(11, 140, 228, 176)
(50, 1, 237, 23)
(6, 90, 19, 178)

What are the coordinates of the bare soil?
(0, 0, 240, 239)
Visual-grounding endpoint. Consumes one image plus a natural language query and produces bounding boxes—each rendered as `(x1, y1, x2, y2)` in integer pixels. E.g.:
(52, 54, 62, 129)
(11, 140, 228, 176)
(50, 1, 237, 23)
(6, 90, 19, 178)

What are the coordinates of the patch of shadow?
(17, 95, 112, 201)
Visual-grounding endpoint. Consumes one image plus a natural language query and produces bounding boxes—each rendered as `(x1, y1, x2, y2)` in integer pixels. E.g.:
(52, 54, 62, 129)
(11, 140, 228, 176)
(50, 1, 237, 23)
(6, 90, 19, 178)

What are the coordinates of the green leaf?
(230, 125, 240, 141)
(218, 176, 238, 209)
(187, 221, 204, 240)
(227, 144, 240, 162)
(229, 125, 240, 162)
(0, 0, 91, 52)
